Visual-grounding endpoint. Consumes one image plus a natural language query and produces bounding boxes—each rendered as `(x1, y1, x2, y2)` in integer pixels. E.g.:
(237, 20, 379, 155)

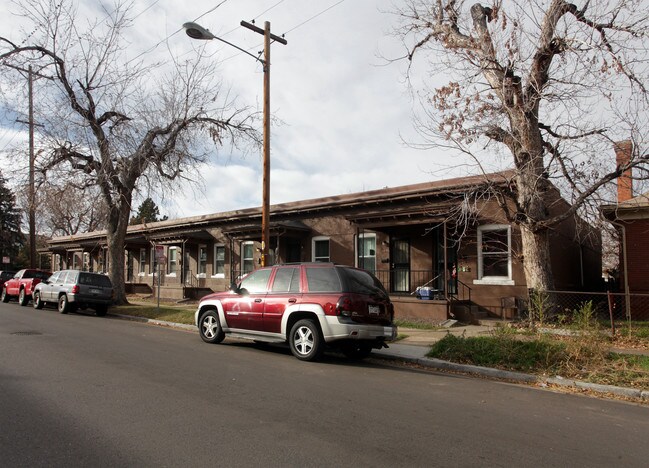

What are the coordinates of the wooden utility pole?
(240, 20, 287, 267)
(28, 66, 36, 268)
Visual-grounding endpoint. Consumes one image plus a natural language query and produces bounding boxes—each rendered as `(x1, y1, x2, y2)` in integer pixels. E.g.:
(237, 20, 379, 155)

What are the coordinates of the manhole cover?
(10, 331, 43, 336)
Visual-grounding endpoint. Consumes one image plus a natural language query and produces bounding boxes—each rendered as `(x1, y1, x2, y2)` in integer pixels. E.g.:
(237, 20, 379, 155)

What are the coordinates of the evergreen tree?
(130, 198, 168, 225)
(0, 171, 25, 269)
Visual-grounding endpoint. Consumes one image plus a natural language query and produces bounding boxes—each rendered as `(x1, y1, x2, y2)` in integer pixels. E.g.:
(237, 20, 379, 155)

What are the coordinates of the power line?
(283, 0, 346, 35)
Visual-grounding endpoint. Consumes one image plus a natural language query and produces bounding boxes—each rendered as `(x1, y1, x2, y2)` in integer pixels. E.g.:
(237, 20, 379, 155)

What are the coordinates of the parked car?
(195, 262, 397, 361)
(1, 269, 52, 306)
(32, 270, 114, 316)
(0, 270, 16, 289)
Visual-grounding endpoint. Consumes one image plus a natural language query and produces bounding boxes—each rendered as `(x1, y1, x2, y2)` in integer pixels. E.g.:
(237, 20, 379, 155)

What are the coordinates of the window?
(241, 242, 254, 275)
(305, 266, 341, 292)
(475, 225, 514, 285)
(139, 249, 146, 274)
(150, 248, 159, 275)
(72, 253, 79, 270)
(213, 245, 225, 277)
(356, 233, 376, 272)
(83, 252, 90, 271)
(271, 267, 300, 293)
(168, 247, 178, 275)
(312, 237, 330, 262)
(239, 268, 272, 294)
(198, 245, 207, 276)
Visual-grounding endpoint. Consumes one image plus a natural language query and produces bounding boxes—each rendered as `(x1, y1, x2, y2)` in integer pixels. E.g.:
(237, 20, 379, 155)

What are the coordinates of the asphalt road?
(1, 300, 648, 467)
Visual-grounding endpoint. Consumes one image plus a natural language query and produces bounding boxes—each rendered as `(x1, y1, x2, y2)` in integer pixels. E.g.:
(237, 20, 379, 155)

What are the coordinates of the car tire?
(33, 291, 44, 309)
(18, 289, 29, 307)
(58, 295, 70, 314)
(1, 287, 9, 303)
(289, 319, 324, 362)
(340, 341, 374, 360)
(95, 305, 108, 317)
(199, 310, 225, 344)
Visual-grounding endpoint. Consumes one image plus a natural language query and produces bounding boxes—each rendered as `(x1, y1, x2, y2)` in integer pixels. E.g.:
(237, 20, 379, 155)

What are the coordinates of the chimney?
(614, 140, 633, 203)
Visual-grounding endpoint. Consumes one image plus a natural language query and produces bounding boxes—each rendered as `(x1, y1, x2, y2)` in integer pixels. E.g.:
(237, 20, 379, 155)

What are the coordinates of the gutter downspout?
(610, 220, 631, 323)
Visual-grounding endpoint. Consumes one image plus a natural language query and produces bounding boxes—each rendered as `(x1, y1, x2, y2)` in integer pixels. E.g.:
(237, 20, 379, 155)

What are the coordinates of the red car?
(195, 263, 397, 361)
(1, 269, 52, 306)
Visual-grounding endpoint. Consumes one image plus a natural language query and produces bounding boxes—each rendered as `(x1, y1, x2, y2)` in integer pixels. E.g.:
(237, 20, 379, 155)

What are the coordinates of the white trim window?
(241, 241, 254, 275)
(356, 233, 376, 273)
(474, 224, 514, 285)
(312, 236, 330, 262)
(168, 247, 178, 276)
(139, 249, 146, 275)
(213, 245, 225, 278)
(197, 245, 207, 277)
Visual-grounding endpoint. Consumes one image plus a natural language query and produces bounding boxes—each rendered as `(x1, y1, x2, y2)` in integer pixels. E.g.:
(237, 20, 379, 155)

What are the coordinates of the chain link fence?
(520, 290, 649, 337)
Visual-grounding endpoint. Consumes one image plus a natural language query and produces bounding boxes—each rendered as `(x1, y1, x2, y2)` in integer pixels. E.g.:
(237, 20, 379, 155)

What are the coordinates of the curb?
(374, 352, 649, 402)
(109, 313, 648, 402)
(109, 313, 196, 331)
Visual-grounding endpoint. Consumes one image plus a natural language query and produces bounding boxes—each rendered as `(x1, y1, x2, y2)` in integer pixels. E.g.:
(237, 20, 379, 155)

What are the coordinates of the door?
(221, 268, 271, 330)
(285, 239, 302, 263)
(390, 238, 410, 293)
(263, 266, 302, 333)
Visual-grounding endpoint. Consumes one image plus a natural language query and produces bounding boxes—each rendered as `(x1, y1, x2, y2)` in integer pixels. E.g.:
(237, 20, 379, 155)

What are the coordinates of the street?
(1, 301, 648, 467)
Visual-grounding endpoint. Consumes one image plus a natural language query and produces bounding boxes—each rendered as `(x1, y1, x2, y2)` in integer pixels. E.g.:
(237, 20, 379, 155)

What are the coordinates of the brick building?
(46, 171, 601, 323)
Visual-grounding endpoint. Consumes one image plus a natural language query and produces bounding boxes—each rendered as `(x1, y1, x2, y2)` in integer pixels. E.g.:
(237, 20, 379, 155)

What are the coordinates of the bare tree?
(0, 0, 260, 302)
(393, 0, 649, 290)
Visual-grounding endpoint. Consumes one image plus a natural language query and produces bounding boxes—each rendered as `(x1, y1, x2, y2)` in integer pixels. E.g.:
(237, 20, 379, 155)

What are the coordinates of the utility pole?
(12, 64, 51, 269)
(28, 65, 36, 268)
(240, 20, 287, 267)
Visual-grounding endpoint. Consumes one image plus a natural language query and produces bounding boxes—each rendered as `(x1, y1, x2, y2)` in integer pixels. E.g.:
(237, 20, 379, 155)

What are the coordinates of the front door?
(390, 238, 410, 293)
(285, 239, 302, 263)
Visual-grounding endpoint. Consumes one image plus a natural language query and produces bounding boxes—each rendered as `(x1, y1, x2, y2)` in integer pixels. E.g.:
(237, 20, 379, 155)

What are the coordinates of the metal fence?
(529, 290, 649, 322)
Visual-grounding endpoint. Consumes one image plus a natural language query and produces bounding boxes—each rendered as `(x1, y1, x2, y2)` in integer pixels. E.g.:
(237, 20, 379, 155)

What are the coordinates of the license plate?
(90, 288, 101, 294)
(368, 305, 380, 315)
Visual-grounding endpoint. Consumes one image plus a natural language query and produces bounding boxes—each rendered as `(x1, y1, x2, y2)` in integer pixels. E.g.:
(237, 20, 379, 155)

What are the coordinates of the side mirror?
(229, 282, 241, 294)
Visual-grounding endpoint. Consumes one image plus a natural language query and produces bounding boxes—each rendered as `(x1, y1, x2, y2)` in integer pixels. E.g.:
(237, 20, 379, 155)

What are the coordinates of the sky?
(0, 0, 497, 219)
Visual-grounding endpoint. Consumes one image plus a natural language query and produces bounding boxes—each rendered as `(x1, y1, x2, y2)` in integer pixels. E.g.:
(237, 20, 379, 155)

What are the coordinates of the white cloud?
(1, 0, 477, 218)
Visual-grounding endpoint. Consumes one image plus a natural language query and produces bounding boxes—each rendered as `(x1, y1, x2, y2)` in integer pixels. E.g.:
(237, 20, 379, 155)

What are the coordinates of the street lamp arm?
(182, 22, 264, 64)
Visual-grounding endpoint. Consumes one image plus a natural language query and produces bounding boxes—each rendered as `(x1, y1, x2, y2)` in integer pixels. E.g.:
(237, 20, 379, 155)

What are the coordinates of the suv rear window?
(305, 267, 341, 292)
(338, 267, 388, 297)
(79, 273, 112, 287)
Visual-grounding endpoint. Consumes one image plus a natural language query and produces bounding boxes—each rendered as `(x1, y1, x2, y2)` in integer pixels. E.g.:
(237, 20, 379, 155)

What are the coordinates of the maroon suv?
(195, 263, 397, 361)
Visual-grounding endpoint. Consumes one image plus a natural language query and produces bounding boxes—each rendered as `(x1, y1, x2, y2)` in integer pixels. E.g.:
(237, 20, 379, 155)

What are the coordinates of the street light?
(183, 20, 287, 268)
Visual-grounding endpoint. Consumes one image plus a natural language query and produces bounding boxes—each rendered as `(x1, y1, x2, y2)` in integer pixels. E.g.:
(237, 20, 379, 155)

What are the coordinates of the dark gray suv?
(32, 270, 113, 316)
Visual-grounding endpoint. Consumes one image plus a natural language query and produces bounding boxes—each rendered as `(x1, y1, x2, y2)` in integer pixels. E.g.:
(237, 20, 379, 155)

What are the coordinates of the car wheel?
(340, 341, 374, 360)
(199, 310, 225, 344)
(33, 291, 44, 309)
(58, 295, 70, 314)
(289, 319, 324, 362)
(18, 289, 30, 307)
(1, 287, 9, 303)
(95, 305, 108, 317)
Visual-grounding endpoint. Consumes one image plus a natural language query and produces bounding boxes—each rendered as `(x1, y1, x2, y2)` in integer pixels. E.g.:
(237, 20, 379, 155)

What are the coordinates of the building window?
(198, 245, 207, 276)
(356, 233, 376, 272)
(83, 252, 90, 271)
(312, 237, 330, 262)
(475, 225, 514, 285)
(72, 253, 79, 270)
(241, 242, 254, 275)
(139, 249, 146, 274)
(213, 245, 225, 277)
(150, 247, 159, 275)
(168, 247, 178, 275)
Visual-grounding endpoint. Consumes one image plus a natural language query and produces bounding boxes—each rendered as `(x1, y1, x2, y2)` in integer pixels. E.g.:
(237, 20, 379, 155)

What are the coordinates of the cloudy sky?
(0, 0, 497, 219)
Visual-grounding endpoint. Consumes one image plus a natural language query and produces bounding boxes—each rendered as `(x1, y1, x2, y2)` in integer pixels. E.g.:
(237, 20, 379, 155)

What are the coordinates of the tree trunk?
(106, 198, 132, 305)
(519, 225, 555, 292)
